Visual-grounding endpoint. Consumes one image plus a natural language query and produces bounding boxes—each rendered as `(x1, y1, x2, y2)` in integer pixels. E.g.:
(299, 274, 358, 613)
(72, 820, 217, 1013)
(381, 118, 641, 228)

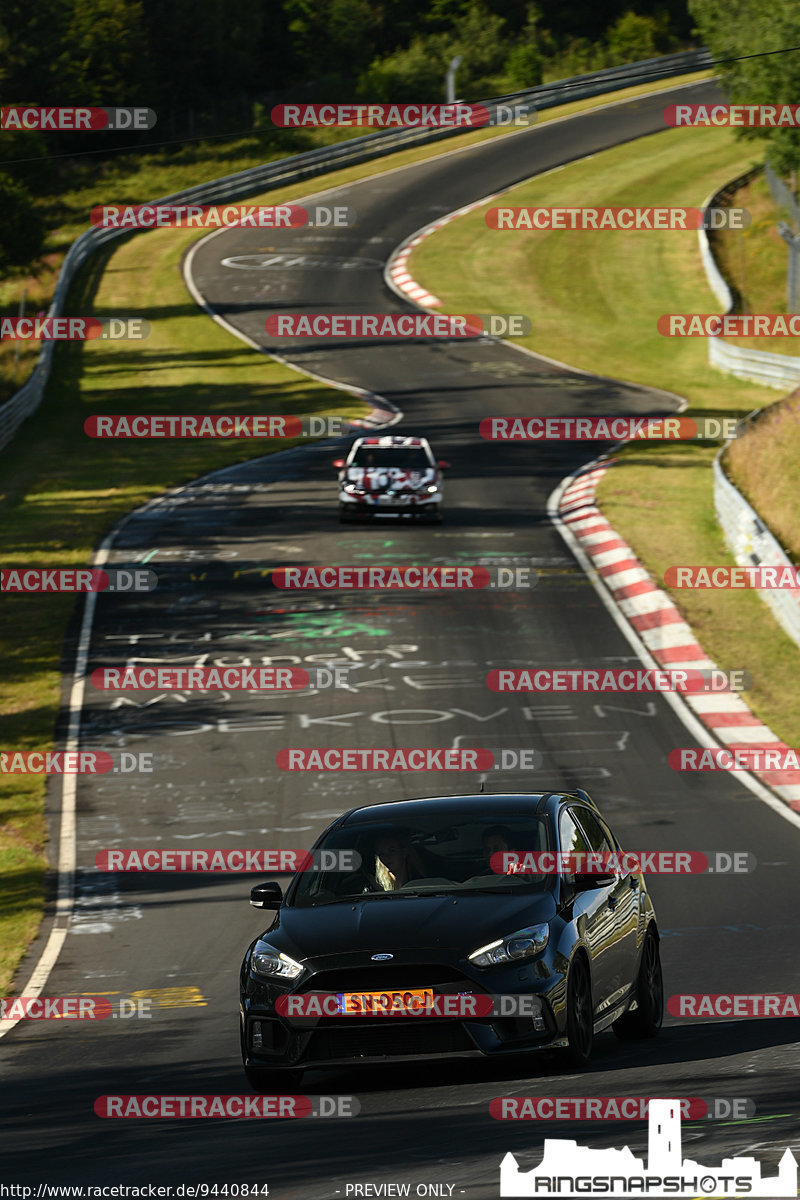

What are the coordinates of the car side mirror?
(332, 458, 345, 469)
(436, 460, 451, 470)
(574, 871, 616, 890)
(250, 881, 283, 909)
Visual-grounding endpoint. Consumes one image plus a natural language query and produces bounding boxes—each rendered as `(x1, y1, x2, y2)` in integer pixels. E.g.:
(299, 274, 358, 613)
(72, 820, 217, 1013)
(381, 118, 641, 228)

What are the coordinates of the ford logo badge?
(371, 953, 393, 961)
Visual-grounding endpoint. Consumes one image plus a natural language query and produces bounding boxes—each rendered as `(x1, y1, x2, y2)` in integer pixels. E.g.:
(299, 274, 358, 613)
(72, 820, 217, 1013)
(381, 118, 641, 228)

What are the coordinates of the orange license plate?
(337, 988, 434, 1015)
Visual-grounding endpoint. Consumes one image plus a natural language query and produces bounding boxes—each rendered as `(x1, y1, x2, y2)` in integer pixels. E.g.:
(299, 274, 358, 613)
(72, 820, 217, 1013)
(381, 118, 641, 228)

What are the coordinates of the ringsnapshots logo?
(485, 207, 748, 231)
(498, 1098, 797, 1196)
(271, 102, 535, 127)
(91, 204, 354, 229)
(264, 314, 530, 338)
(1, 106, 156, 131)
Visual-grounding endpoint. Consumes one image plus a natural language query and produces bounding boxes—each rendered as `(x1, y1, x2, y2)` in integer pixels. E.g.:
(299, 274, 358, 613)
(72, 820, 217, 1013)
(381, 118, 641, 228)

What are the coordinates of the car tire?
(613, 927, 663, 1039)
(424, 507, 442, 525)
(565, 953, 594, 1066)
(339, 505, 351, 524)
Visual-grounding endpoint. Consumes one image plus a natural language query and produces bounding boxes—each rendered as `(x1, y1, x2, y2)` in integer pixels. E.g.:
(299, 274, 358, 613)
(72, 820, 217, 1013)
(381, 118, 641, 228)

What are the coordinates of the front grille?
(307, 1021, 474, 1060)
(308, 965, 473, 992)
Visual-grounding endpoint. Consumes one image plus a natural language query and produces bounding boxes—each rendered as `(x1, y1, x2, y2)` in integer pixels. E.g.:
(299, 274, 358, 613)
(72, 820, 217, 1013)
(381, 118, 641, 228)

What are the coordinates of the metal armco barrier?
(698, 168, 800, 389)
(0, 49, 712, 453)
(714, 436, 800, 649)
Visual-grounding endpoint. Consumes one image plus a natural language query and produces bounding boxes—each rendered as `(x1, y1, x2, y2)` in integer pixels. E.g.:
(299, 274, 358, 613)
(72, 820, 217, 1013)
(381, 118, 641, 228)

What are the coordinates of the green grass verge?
(0, 68, 712, 403)
(409, 122, 800, 754)
(0, 69, 714, 995)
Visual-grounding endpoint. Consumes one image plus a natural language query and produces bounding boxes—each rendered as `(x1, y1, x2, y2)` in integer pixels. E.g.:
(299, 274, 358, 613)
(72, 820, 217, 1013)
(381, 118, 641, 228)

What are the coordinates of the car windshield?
(350, 447, 431, 470)
(291, 814, 552, 907)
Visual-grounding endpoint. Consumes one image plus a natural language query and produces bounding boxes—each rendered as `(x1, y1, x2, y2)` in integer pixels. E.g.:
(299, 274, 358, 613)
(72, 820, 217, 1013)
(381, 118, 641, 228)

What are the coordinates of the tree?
(0, 174, 46, 271)
(690, 0, 800, 176)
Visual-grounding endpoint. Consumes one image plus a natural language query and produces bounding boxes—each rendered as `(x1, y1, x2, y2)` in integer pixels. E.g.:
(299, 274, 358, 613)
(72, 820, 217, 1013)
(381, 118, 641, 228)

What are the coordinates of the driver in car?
(374, 832, 426, 891)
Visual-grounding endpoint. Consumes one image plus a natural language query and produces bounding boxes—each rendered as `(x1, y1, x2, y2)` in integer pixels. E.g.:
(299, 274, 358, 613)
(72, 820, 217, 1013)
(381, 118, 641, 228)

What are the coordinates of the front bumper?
(339, 491, 440, 514)
(241, 960, 564, 1071)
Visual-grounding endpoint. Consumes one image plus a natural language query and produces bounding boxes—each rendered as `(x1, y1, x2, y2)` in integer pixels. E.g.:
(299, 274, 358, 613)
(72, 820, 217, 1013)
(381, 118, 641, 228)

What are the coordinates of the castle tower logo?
(500, 1098, 797, 1196)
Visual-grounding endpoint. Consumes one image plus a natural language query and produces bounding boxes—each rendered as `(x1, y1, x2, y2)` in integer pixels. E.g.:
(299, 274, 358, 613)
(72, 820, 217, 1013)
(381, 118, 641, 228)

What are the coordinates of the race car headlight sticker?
(468, 923, 549, 967)
(251, 942, 305, 980)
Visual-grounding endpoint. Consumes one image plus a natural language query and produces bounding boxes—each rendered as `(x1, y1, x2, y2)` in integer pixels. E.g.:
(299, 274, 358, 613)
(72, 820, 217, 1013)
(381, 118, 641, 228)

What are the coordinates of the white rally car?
(333, 435, 449, 523)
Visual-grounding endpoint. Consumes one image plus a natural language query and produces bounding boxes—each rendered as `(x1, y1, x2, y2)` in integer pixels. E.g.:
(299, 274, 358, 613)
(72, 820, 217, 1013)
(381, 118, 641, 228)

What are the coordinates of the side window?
(558, 809, 591, 856)
(572, 808, 614, 854)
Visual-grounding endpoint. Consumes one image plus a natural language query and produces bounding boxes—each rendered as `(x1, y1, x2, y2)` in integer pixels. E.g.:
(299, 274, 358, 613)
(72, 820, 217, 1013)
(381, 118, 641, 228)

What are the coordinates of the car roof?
(353, 435, 429, 448)
(338, 791, 598, 826)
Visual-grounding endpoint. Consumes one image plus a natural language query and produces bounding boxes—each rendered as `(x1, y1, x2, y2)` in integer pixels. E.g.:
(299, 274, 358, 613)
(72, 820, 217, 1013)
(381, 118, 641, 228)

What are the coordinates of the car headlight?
(251, 942, 305, 980)
(343, 483, 364, 496)
(426, 485, 440, 494)
(468, 924, 549, 968)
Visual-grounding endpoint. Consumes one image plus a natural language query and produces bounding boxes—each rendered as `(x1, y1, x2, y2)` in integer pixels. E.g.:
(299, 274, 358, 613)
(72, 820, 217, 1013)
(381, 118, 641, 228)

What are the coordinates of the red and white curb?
(557, 464, 800, 812)
(384, 192, 505, 310)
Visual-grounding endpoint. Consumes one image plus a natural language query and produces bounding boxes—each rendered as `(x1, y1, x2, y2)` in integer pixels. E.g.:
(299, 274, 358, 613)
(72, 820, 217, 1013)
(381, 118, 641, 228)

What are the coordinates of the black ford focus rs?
(239, 792, 663, 1090)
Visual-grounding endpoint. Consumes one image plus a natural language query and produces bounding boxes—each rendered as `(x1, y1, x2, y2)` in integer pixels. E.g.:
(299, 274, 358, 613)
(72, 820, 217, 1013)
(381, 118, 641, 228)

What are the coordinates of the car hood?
(261, 890, 557, 962)
(343, 466, 435, 493)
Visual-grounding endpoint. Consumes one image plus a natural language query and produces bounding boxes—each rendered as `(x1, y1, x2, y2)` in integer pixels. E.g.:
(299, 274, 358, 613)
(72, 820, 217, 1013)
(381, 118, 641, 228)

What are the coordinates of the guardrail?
(0, 48, 712, 453)
(714, 432, 800, 650)
(698, 169, 800, 389)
